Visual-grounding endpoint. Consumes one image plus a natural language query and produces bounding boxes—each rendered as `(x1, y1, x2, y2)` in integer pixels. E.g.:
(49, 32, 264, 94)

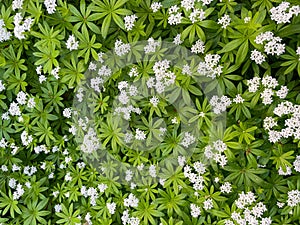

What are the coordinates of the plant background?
(0, 0, 300, 224)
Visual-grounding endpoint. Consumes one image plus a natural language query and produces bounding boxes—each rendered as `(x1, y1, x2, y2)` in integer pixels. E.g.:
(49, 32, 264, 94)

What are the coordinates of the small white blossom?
(63, 108, 72, 118)
(250, 50, 266, 65)
(218, 14, 231, 29)
(190, 203, 201, 217)
(12, 0, 24, 11)
(107, 202, 117, 214)
(135, 128, 146, 140)
(44, 0, 57, 14)
(150, 2, 162, 12)
(220, 182, 232, 193)
(66, 35, 79, 50)
(203, 198, 213, 210)
(124, 193, 139, 208)
(124, 14, 138, 31)
(173, 34, 183, 45)
(191, 39, 205, 54)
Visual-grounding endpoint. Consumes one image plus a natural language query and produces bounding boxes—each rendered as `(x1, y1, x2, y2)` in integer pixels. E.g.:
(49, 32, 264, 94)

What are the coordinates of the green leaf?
(102, 14, 112, 38)
(218, 39, 244, 53)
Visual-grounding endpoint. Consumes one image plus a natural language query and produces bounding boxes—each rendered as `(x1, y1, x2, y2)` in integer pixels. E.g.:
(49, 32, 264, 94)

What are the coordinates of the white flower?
(190, 203, 201, 217)
(209, 95, 231, 114)
(278, 166, 292, 175)
(51, 66, 60, 79)
(114, 39, 131, 56)
(191, 39, 205, 54)
(107, 202, 117, 214)
(80, 128, 100, 153)
(9, 102, 21, 116)
(150, 96, 159, 107)
(150, 2, 162, 12)
(263, 117, 277, 131)
(220, 182, 232, 194)
(296, 47, 300, 56)
(277, 202, 285, 208)
(178, 155, 186, 167)
(276, 86, 288, 99)
(250, 50, 266, 65)
(168, 10, 182, 25)
(124, 14, 137, 31)
(201, 0, 213, 5)
(197, 54, 222, 78)
(218, 14, 231, 28)
(144, 37, 160, 53)
(13, 184, 24, 200)
(247, 77, 261, 92)
(270, 2, 299, 24)
(181, 132, 196, 148)
(181, 0, 195, 11)
(233, 94, 245, 104)
(173, 34, 183, 45)
(27, 97, 36, 108)
(16, 91, 27, 105)
(44, 0, 57, 14)
(13, 13, 34, 40)
(129, 67, 138, 77)
(39, 75, 47, 83)
(203, 198, 213, 210)
(293, 155, 300, 172)
(0, 19, 11, 42)
(98, 183, 108, 192)
(261, 88, 274, 105)
(193, 161, 206, 174)
(244, 17, 251, 23)
(149, 165, 157, 177)
(124, 193, 139, 207)
(21, 131, 33, 146)
(9, 178, 17, 189)
(125, 170, 133, 182)
(135, 128, 146, 140)
(189, 8, 206, 23)
(63, 108, 72, 118)
(287, 190, 300, 207)
(0, 80, 5, 92)
(65, 172, 72, 181)
(54, 204, 62, 212)
(66, 35, 79, 50)
(12, 0, 24, 11)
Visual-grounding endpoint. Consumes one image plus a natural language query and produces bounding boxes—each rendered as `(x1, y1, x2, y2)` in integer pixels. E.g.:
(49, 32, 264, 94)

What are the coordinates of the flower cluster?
(209, 95, 232, 114)
(254, 31, 285, 56)
(270, 2, 300, 24)
(218, 14, 231, 29)
(44, 0, 57, 14)
(0, 19, 11, 42)
(204, 140, 228, 167)
(225, 191, 272, 225)
(250, 49, 266, 65)
(191, 39, 205, 54)
(144, 37, 160, 54)
(197, 54, 223, 78)
(66, 34, 79, 50)
(147, 59, 176, 93)
(264, 101, 300, 143)
(247, 75, 287, 105)
(115, 39, 131, 56)
(287, 190, 300, 207)
(184, 161, 206, 191)
(168, 6, 182, 25)
(13, 13, 34, 40)
(124, 14, 138, 31)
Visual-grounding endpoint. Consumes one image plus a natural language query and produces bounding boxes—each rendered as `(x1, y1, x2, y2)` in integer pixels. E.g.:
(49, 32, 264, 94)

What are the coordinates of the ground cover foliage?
(1, 0, 300, 224)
